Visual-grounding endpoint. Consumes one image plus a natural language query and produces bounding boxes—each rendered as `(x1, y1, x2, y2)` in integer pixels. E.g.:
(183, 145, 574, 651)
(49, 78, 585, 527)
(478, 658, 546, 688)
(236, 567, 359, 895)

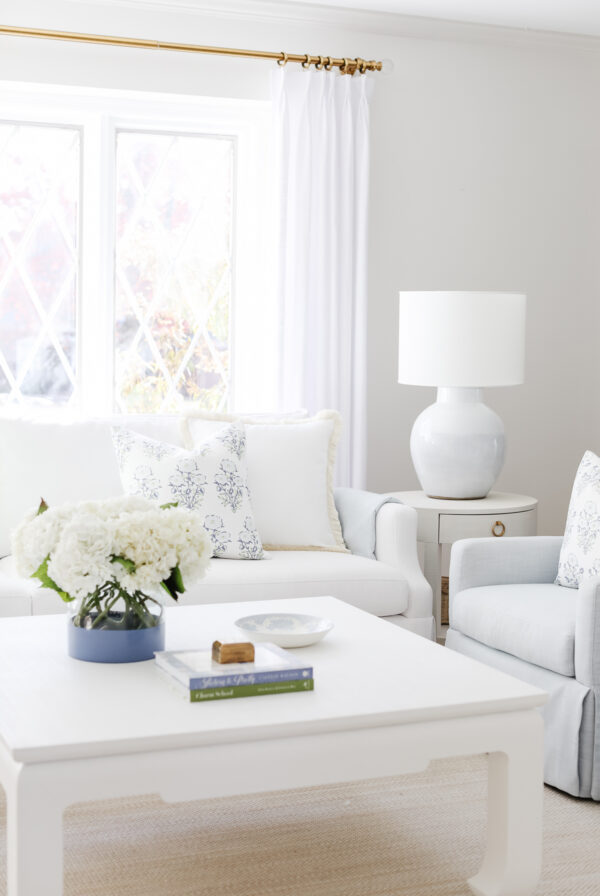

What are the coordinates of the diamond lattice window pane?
(0, 365, 10, 394)
(0, 240, 9, 282)
(20, 338, 72, 400)
(0, 123, 79, 406)
(0, 272, 39, 380)
(24, 216, 74, 312)
(54, 278, 77, 373)
(114, 131, 233, 413)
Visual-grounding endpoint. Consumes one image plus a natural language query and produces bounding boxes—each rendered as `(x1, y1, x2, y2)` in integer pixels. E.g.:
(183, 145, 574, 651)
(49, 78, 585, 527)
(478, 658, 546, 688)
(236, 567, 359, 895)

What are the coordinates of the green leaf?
(160, 579, 176, 601)
(171, 565, 185, 594)
(31, 557, 73, 602)
(160, 501, 179, 510)
(161, 565, 185, 602)
(111, 555, 136, 573)
(36, 498, 49, 515)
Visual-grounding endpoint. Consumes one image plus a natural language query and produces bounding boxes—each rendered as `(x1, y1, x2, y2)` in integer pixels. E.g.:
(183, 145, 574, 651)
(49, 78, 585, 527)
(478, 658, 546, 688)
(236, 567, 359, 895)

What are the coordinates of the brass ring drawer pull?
(492, 521, 506, 537)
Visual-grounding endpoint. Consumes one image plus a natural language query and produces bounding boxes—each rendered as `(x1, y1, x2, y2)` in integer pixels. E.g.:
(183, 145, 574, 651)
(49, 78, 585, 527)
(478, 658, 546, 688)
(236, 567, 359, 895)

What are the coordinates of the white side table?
(392, 491, 538, 639)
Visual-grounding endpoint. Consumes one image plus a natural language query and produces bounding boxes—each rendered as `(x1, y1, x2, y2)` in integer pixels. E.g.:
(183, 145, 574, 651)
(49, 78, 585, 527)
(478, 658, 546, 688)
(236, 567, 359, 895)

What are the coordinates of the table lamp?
(398, 291, 526, 499)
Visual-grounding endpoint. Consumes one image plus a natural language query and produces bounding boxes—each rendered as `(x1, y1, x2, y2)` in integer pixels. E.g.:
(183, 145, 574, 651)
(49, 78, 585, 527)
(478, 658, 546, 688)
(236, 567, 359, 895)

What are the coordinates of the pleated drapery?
(271, 68, 374, 487)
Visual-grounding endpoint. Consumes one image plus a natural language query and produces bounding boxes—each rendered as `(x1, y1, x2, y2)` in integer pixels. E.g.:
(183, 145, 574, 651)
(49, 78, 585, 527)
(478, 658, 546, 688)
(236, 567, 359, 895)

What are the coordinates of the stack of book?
(155, 642, 314, 702)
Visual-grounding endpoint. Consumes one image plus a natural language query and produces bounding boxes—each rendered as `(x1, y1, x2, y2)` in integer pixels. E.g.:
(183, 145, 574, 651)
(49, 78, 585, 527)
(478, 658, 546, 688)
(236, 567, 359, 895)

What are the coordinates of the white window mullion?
(79, 114, 116, 416)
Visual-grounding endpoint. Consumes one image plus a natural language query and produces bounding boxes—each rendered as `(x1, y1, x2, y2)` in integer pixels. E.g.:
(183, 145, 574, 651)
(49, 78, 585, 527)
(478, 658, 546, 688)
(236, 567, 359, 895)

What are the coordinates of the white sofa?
(0, 414, 434, 637)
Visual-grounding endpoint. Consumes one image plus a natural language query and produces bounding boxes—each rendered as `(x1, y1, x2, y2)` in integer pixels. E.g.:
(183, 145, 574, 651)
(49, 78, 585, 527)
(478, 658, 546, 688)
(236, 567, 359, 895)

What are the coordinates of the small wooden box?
(211, 641, 255, 664)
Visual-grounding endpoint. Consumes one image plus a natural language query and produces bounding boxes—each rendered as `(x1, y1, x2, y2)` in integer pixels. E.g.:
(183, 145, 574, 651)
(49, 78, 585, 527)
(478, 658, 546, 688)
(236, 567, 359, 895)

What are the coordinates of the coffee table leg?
(7, 767, 64, 896)
(468, 712, 544, 896)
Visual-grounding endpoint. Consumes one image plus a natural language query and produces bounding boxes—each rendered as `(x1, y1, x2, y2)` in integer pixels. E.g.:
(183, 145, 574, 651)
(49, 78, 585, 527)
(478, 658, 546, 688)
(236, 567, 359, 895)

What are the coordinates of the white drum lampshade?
(398, 291, 526, 499)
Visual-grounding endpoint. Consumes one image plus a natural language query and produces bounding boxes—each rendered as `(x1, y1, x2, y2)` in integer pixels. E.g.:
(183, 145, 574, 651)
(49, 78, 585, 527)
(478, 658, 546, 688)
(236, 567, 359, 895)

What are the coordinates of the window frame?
(0, 81, 272, 416)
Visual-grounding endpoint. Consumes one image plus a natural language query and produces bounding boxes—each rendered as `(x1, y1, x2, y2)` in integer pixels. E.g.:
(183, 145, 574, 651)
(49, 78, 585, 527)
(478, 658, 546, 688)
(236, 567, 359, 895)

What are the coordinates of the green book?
(189, 677, 314, 702)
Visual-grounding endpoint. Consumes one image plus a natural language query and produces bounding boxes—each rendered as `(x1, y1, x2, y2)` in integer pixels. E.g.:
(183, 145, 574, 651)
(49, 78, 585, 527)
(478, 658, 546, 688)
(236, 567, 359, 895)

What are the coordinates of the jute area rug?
(0, 755, 598, 895)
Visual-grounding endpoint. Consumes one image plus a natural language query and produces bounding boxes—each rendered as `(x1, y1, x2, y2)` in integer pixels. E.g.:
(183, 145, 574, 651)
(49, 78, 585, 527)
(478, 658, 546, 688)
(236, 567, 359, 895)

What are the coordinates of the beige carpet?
(0, 755, 598, 895)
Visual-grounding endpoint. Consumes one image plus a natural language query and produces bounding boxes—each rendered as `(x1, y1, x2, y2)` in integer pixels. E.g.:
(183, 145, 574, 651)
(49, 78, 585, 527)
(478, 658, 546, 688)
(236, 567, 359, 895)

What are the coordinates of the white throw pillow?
(0, 417, 122, 558)
(556, 450, 600, 587)
(112, 423, 263, 561)
(0, 413, 186, 558)
(182, 410, 346, 552)
(176, 408, 307, 444)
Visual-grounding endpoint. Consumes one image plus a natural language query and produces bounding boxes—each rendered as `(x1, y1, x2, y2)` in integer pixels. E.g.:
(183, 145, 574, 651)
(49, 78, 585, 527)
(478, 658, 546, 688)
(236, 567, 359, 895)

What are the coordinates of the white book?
(154, 642, 313, 690)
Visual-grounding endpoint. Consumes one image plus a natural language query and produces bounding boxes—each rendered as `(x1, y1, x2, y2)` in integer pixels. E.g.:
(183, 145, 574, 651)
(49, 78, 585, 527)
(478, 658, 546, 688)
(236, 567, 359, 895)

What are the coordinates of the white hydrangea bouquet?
(11, 496, 211, 631)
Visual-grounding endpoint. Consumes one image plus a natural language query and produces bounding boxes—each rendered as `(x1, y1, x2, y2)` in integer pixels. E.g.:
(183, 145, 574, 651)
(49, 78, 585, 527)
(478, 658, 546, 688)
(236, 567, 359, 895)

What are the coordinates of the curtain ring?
(277, 52, 288, 67)
(358, 58, 367, 74)
(315, 55, 324, 70)
(324, 56, 334, 71)
(302, 53, 311, 69)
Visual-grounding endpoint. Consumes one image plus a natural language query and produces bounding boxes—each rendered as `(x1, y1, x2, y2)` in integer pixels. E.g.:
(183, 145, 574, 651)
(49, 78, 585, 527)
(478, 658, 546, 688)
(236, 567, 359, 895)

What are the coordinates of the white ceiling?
(280, 0, 600, 38)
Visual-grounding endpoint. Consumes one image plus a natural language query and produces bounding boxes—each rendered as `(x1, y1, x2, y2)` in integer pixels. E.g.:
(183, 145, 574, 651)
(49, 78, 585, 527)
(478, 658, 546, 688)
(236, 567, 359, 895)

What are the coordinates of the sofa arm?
(375, 503, 432, 619)
(0, 557, 33, 616)
(575, 577, 600, 687)
(449, 536, 564, 599)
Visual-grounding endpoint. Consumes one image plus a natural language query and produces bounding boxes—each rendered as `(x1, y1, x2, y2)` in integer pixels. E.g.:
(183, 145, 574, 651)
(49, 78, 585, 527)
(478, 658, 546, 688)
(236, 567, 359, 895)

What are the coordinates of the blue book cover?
(155, 642, 313, 690)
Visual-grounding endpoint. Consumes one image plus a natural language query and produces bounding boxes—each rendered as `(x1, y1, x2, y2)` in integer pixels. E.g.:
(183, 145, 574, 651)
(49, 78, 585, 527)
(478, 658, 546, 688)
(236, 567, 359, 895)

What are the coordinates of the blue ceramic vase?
(68, 612, 165, 663)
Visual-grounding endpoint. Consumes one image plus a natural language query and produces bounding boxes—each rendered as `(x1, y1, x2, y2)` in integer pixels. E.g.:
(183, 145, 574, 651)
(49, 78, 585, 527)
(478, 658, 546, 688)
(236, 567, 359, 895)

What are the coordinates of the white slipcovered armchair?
(446, 535, 599, 799)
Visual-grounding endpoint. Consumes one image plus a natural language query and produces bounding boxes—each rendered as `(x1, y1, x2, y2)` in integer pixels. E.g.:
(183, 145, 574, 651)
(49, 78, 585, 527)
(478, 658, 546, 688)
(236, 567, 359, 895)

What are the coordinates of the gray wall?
(368, 34, 600, 534)
(3, 0, 599, 533)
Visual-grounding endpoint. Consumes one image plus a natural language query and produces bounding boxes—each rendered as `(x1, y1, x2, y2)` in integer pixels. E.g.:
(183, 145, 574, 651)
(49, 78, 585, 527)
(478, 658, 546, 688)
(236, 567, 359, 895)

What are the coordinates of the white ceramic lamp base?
(410, 387, 505, 499)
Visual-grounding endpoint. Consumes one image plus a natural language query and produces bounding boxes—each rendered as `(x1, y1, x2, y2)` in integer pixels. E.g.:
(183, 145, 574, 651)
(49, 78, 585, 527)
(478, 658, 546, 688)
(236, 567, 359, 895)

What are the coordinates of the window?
(0, 83, 274, 416)
(114, 131, 233, 413)
(0, 122, 79, 404)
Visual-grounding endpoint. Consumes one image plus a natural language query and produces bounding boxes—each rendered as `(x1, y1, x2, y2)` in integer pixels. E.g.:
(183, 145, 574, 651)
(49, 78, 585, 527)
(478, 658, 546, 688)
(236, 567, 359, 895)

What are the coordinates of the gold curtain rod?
(0, 24, 382, 75)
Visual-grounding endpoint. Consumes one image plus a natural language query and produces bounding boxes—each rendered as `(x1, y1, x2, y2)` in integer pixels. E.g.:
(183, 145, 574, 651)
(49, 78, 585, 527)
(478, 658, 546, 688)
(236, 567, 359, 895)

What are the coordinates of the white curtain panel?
(271, 68, 374, 488)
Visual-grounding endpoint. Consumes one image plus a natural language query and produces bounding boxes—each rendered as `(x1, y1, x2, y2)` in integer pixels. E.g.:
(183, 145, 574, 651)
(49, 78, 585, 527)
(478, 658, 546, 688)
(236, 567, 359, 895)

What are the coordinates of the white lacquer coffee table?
(0, 596, 546, 896)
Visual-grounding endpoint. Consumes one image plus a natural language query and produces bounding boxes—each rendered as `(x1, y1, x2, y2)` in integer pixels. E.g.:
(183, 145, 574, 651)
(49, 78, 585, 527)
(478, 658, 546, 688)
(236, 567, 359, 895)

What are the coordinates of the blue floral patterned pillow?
(112, 423, 263, 560)
(555, 450, 600, 587)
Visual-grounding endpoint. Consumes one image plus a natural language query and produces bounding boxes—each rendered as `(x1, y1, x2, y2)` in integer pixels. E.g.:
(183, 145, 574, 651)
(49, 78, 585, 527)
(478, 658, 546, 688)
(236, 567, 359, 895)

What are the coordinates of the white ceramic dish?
(234, 612, 334, 648)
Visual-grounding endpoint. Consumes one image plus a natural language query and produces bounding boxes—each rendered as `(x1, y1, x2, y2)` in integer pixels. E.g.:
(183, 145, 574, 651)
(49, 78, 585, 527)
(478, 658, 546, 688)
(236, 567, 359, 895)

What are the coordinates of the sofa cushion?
(450, 583, 576, 676)
(0, 557, 34, 615)
(0, 418, 121, 558)
(183, 410, 346, 552)
(556, 450, 600, 588)
(0, 414, 185, 558)
(180, 551, 408, 615)
(0, 551, 409, 619)
(112, 424, 263, 560)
